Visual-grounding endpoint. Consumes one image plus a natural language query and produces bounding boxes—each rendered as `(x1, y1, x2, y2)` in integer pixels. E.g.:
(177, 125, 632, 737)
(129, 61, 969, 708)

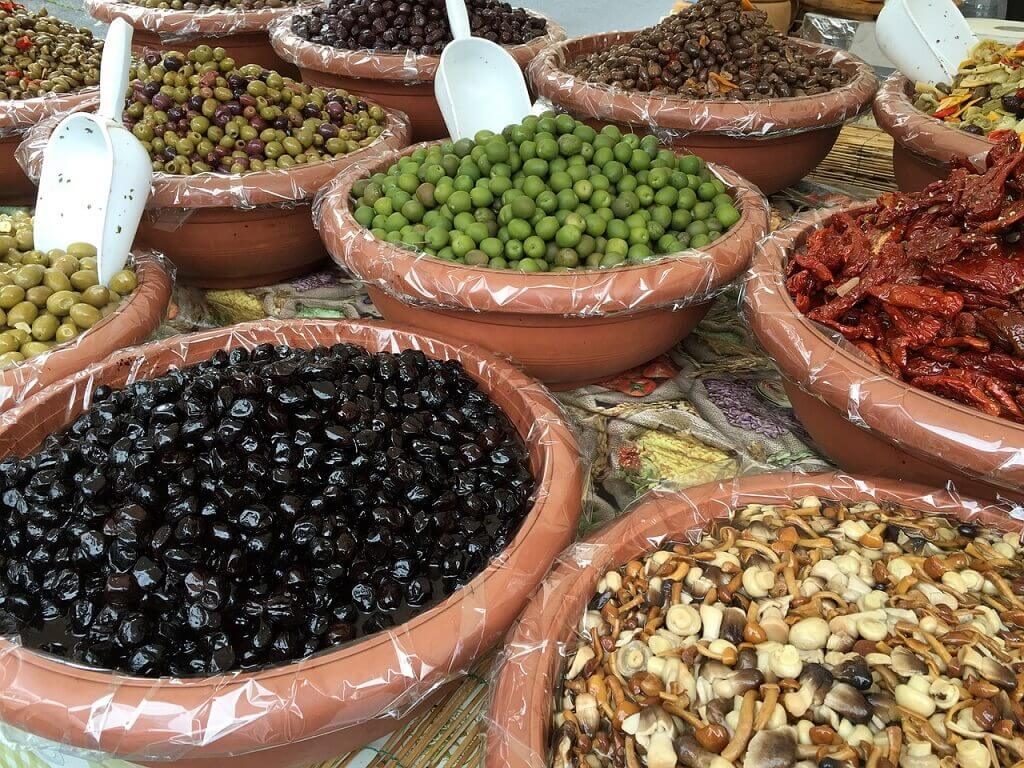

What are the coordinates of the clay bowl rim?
(872, 73, 992, 168)
(528, 33, 878, 136)
(268, 10, 566, 82)
(0, 88, 100, 132)
(23, 95, 411, 209)
(744, 207, 1024, 490)
(85, 0, 313, 36)
(0, 317, 583, 760)
(0, 249, 172, 407)
(484, 470, 1022, 768)
(318, 140, 768, 317)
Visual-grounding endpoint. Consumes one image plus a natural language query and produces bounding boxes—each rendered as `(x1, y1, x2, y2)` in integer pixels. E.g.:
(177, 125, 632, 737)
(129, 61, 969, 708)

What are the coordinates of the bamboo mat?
(309, 119, 898, 768)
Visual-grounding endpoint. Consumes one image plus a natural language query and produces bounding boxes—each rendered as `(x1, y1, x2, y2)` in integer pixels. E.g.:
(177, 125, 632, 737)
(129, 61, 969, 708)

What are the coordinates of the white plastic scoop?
(34, 18, 152, 287)
(435, 0, 533, 140)
(876, 0, 978, 85)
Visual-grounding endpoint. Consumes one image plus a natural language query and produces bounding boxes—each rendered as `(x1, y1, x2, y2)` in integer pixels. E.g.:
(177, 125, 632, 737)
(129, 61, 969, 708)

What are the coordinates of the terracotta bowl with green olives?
(0, 213, 173, 412)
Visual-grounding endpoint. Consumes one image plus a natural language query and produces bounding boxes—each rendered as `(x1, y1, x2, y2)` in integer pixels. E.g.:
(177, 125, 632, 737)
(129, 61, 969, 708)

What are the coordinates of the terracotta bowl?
(85, 0, 307, 76)
(528, 34, 878, 195)
(744, 209, 1024, 504)
(0, 317, 583, 768)
(485, 470, 1019, 768)
(0, 89, 99, 206)
(269, 13, 566, 142)
(0, 249, 172, 413)
(317, 142, 769, 389)
(873, 73, 992, 192)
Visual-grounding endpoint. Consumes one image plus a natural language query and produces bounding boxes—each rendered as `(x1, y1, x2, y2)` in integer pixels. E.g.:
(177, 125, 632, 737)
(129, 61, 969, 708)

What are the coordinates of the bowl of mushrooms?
(487, 471, 1024, 768)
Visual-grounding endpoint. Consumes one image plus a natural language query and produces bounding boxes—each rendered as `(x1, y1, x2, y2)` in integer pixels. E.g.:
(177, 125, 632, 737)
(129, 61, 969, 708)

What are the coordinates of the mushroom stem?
(755, 685, 780, 731)
(721, 690, 757, 763)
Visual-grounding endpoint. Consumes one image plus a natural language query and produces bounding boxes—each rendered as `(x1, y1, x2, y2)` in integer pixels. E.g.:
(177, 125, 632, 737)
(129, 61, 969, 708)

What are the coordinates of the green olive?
(0, 285, 26, 310)
(43, 268, 72, 292)
(6, 328, 29, 346)
(51, 255, 80, 277)
(26, 286, 52, 307)
(54, 322, 78, 344)
(14, 228, 33, 251)
(109, 270, 139, 295)
(0, 351, 25, 370)
(20, 341, 52, 359)
(7, 301, 38, 327)
(21, 250, 48, 266)
(69, 303, 101, 329)
(0, 236, 16, 254)
(67, 242, 97, 259)
(13, 265, 44, 289)
(70, 270, 99, 292)
(81, 285, 110, 308)
(0, 332, 18, 354)
(46, 290, 77, 317)
(79, 257, 97, 272)
(0, 273, 13, 287)
(31, 314, 58, 342)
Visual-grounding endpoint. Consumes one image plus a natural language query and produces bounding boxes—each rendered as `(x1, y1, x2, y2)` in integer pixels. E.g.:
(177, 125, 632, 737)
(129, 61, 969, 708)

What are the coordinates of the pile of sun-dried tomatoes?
(787, 136, 1024, 422)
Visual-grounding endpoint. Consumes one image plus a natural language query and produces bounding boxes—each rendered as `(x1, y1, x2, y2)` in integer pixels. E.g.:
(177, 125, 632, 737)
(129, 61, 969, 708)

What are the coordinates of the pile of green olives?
(350, 113, 742, 272)
(123, 46, 389, 176)
(0, 213, 138, 370)
(0, 6, 102, 100)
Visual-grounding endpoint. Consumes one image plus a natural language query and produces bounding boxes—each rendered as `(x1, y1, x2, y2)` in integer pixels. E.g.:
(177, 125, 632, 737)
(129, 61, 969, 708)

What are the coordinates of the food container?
(873, 73, 992, 191)
(19, 102, 411, 289)
(317, 142, 769, 389)
(268, 13, 566, 142)
(744, 210, 1024, 504)
(0, 90, 99, 206)
(528, 35, 878, 195)
(485, 470, 1019, 768)
(0, 317, 583, 768)
(0, 248, 172, 414)
(84, 0, 306, 76)
(751, 0, 796, 32)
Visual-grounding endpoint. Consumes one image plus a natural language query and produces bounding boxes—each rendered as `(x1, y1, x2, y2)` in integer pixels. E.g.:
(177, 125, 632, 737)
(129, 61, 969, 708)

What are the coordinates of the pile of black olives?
(0, 343, 535, 677)
(291, 0, 548, 56)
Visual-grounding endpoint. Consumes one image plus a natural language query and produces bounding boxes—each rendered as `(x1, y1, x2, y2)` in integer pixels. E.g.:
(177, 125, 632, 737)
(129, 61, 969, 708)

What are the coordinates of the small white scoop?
(435, 0, 533, 140)
(34, 18, 152, 287)
(876, 0, 978, 85)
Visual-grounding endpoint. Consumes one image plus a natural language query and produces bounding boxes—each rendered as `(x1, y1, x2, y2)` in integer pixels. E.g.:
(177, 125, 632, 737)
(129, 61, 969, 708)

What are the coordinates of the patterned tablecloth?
(0, 123, 897, 768)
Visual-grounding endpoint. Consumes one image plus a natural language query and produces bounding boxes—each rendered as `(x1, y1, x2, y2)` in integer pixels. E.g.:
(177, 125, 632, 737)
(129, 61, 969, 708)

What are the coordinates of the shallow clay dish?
(744, 210, 1024, 504)
(318, 142, 768, 389)
(873, 73, 992, 192)
(269, 13, 566, 142)
(0, 249, 172, 413)
(0, 89, 98, 205)
(85, 0, 306, 75)
(485, 470, 1018, 768)
(0, 318, 582, 768)
(529, 35, 878, 195)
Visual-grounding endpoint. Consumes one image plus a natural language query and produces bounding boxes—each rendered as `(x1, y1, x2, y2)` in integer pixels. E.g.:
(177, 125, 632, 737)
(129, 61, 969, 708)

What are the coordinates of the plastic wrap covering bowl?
(873, 73, 992, 192)
(528, 35, 878, 196)
(0, 90, 99, 206)
(317, 142, 769, 389)
(0, 317, 583, 768)
(19, 100, 411, 289)
(268, 13, 566, 143)
(744, 209, 1024, 504)
(84, 0, 308, 76)
(485, 470, 1019, 768)
(0, 248, 172, 415)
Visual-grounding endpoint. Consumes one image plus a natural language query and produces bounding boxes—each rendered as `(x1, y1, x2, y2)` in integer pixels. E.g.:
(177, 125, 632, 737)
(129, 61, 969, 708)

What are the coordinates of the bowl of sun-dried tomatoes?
(745, 138, 1024, 504)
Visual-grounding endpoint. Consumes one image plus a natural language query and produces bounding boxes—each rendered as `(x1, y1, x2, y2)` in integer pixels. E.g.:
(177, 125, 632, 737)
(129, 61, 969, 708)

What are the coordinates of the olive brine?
(351, 114, 743, 271)
(0, 344, 534, 676)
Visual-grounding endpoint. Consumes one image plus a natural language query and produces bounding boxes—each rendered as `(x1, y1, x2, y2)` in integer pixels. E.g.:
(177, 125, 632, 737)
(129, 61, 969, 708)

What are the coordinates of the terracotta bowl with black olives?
(487, 471, 1024, 768)
(0, 318, 582, 767)
(527, 0, 878, 195)
(872, 74, 993, 193)
(0, 212, 173, 412)
(85, 0, 309, 76)
(268, 5, 565, 142)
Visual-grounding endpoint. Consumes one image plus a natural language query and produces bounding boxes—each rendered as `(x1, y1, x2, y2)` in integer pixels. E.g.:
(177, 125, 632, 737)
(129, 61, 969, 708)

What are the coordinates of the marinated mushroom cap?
(824, 682, 873, 725)
(832, 654, 873, 690)
(890, 646, 929, 679)
(742, 727, 797, 768)
(712, 667, 764, 699)
(720, 607, 746, 645)
(783, 662, 833, 718)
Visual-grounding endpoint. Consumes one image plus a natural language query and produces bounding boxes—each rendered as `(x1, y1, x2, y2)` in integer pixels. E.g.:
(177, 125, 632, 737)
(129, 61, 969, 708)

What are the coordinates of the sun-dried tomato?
(13, 35, 31, 52)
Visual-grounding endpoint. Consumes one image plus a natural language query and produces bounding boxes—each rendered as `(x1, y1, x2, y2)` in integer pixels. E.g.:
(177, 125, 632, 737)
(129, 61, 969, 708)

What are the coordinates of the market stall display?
(0, 318, 582, 766)
(19, 45, 411, 288)
(486, 472, 1022, 768)
(745, 140, 1024, 502)
(0, 212, 173, 413)
(318, 114, 769, 387)
(0, 4, 103, 205)
(85, 0, 304, 75)
(529, 0, 878, 195)
(269, 2, 564, 142)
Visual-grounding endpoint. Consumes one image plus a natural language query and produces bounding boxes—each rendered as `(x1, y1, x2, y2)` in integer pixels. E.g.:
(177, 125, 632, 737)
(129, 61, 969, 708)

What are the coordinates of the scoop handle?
(445, 0, 471, 40)
(99, 18, 133, 122)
